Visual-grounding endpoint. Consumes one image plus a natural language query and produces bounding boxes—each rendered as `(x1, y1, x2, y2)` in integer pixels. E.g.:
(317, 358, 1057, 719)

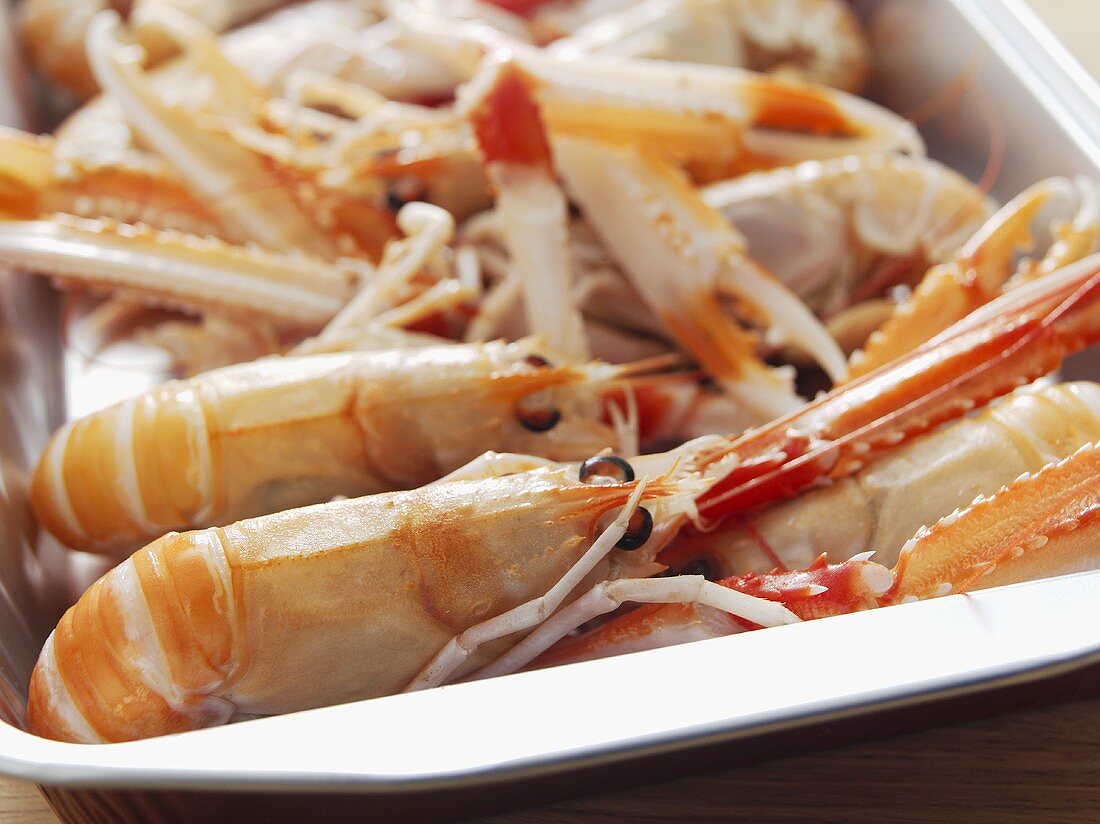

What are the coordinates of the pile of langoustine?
(10, 0, 1100, 745)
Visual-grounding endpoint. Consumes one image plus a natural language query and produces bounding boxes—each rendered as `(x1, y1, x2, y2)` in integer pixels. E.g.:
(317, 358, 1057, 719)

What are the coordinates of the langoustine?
(701, 154, 997, 324)
(19, 0, 477, 104)
(459, 152, 1027, 372)
(25, 445, 712, 742)
(18, 0, 296, 99)
(16, 0, 1100, 752)
(28, 339, 640, 556)
(0, 10, 916, 380)
(460, 54, 1098, 419)
(513, 0, 870, 92)
(457, 48, 920, 418)
(38, 0, 879, 248)
(27, 250, 1100, 743)
(848, 175, 1100, 379)
(19, 0, 871, 102)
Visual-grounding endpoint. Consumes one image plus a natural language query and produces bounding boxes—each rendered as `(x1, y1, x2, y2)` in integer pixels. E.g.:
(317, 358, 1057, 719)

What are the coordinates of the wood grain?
(483, 696, 1100, 824)
(2, 0, 1097, 822)
(0, 776, 53, 824)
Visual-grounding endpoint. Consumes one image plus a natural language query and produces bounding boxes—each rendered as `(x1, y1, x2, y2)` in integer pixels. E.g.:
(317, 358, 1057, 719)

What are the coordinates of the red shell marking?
(692, 261, 1100, 528)
(722, 554, 881, 625)
(466, 64, 554, 171)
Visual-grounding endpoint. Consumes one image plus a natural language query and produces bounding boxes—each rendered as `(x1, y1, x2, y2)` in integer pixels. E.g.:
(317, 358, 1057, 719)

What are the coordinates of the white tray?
(2, 1, 1099, 820)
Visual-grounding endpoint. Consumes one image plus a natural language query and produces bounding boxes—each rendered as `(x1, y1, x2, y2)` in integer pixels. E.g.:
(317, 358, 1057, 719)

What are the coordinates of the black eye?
(616, 507, 653, 551)
(522, 353, 552, 369)
(579, 455, 635, 485)
(515, 400, 561, 432)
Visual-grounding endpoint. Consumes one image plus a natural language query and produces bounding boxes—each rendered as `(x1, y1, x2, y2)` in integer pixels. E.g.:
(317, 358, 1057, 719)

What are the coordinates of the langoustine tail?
(28, 530, 242, 742)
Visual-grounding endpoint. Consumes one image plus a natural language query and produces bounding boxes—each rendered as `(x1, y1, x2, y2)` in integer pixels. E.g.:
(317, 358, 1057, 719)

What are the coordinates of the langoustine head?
(354, 336, 654, 470)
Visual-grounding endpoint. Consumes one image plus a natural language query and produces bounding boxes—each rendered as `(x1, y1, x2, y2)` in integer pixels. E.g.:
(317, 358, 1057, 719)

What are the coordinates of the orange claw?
(461, 58, 588, 358)
(884, 441, 1100, 605)
(539, 433, 1100, 671)
(464, 61, 554, 171)
(537, 440, 1100, 669)
(691, 254, 1100, 526)
(847, 178, 1100, 380)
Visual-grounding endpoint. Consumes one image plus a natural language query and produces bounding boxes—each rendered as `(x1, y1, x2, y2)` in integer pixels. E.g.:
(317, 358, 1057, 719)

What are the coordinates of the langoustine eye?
(515, 396, 561, 431)
(514, 353, 562, 430)
(616, 506, 653, 550)
(581, 456, 650, 548)
(522, 353, 553, 369)
(578, 455, 635, 484)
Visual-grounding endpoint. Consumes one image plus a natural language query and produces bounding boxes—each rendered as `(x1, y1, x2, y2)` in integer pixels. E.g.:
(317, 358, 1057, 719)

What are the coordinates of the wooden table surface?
(5, 1, 1100, 822)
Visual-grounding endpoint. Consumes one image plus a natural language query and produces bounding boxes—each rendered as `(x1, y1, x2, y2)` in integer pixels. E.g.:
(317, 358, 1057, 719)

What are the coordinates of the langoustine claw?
(459, 50, 918, 417)
(537, 414, 1100, 670)
(661, 381, 1100, 579)
(848, 176, 1100, 379)
(701, 154, 995, 320)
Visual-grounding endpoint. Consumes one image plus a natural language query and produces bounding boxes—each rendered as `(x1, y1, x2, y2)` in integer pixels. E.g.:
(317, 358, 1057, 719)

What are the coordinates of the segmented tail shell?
(28, 529, 242, 743)
(31, 383, 213, 555)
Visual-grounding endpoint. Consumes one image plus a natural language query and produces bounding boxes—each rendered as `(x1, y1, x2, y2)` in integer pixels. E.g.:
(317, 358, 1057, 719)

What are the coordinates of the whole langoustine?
(30, 339, 627, 555)
(28, 463, 700, 743)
